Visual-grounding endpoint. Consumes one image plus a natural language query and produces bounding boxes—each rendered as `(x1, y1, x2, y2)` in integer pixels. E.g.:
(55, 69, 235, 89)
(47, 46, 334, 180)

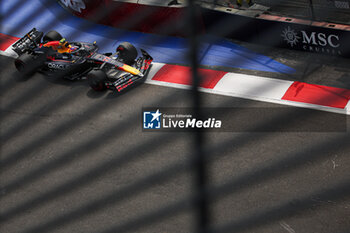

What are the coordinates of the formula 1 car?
(13, 28, 153, 92)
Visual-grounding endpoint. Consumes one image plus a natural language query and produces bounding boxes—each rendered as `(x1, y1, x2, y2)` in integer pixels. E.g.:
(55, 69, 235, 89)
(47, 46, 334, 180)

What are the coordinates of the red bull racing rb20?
(13, 28, 153, 92)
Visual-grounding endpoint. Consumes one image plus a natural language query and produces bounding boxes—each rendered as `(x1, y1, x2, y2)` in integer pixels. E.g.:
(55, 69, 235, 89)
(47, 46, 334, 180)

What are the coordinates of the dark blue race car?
(13, 28, 153, 92)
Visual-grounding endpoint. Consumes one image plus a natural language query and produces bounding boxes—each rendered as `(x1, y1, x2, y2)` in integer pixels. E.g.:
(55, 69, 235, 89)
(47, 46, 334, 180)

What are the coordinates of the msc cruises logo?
(281, 26, 300, 47)
(143, 109, 162, 129)
(281, 26, 342, 55)
(60, 0, 86, 13)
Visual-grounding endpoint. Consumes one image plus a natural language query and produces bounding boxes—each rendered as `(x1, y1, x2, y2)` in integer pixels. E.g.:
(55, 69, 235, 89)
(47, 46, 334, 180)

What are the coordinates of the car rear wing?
(12, 28, 43, 55)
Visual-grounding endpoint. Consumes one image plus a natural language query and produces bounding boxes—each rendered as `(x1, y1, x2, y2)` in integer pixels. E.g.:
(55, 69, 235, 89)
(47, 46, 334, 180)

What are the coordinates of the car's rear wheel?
(87, 70, 107, 91)
(43, 30, 63, 42)
(116, 42, 137, 65)
(14, 53, 40, 76)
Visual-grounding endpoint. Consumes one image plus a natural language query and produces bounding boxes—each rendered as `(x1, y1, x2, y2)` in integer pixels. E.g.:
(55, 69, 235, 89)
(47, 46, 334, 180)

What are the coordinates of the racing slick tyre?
(35, 31, 44, 43)
(117, 42, 137, 65)
(43, 30, 63, 42)
(14, 52, 41, 76)
(87, 70, 107, 91)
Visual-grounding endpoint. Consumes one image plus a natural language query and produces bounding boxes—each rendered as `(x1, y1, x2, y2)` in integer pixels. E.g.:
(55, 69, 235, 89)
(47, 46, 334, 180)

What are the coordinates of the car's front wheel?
(87, 69, 107, 91)
(116, 42, 138, 65)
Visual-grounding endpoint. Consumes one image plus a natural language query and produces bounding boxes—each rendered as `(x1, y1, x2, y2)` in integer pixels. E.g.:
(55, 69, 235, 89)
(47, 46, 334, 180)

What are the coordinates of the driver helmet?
(59, 38, 69, 47)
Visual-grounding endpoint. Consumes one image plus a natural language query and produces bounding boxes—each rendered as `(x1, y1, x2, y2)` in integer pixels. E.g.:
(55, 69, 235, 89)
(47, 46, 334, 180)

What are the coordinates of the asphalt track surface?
(1, 54, 349, 233)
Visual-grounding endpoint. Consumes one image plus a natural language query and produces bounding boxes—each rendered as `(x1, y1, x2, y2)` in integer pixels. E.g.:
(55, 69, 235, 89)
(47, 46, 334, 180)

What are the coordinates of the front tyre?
(87, 70, 107, 91)
(116, 42, 137, 65)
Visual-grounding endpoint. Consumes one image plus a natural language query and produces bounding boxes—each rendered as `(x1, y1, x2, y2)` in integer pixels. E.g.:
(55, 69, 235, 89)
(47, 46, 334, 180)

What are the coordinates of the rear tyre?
(14, 53, 40, 76)
(116, 42, 137, 65)
(43, 30, 63, 42)
(35, 31, 44, 43)
(87, 70, 107, 91)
